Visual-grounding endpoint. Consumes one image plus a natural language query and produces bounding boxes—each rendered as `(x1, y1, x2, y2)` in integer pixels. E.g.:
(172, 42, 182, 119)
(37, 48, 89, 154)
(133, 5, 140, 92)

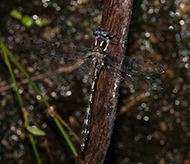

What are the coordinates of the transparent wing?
(20, 39, 165, 90)
(21, 38, 92, 61)
(20, 38, 93, 75)
(105, 53, 165, 90)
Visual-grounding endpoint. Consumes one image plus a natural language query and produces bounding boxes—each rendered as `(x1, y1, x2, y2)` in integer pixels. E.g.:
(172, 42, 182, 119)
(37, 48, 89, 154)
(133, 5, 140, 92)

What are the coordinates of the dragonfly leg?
(110, 31, 120, 45)
(110, 36, 120, 45)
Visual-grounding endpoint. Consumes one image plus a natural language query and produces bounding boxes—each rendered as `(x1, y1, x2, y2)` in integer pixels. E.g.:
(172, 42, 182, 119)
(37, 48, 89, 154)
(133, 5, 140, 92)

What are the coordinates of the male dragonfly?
(21, 27, 165, 151)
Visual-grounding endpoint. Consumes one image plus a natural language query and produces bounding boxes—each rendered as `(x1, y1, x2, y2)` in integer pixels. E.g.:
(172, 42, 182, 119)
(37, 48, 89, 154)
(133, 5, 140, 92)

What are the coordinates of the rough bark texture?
(75, 0, 134, 163)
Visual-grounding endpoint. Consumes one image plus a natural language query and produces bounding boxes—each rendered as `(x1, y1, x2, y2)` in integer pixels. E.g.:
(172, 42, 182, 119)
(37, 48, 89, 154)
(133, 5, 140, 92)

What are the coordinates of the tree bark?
(75, 0, 134, 163)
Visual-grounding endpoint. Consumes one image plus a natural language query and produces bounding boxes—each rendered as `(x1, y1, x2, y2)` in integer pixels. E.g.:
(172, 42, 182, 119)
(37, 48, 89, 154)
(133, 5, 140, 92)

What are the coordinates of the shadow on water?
(0, 0, 190, 163)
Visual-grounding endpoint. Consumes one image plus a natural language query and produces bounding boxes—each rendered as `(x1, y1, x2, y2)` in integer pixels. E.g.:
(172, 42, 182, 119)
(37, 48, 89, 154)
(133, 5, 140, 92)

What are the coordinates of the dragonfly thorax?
(92, 35, 110, 53)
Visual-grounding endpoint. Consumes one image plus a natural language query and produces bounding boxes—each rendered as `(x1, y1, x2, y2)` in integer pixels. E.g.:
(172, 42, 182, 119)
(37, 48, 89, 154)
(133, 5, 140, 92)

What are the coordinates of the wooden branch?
(75, 0, 134, 163)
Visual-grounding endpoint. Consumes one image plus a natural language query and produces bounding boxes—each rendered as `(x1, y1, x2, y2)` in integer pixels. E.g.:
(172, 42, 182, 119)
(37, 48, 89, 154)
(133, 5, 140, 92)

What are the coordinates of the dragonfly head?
(93, 28, 110, 37)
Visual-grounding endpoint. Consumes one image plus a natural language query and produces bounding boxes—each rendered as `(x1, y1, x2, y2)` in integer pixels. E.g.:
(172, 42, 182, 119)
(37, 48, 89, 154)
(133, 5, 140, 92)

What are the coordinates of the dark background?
(0, 0, 190, 163)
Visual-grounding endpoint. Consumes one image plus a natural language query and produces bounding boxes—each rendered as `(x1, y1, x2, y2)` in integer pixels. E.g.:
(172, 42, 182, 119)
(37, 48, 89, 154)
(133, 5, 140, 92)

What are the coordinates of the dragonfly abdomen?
(80, 62, 102, 151)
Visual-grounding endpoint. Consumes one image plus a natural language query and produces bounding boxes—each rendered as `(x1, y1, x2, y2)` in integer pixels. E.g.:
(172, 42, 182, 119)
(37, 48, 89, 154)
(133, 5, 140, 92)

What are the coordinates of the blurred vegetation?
(0, 0, 190, 164)
(10, 9, 49, 28)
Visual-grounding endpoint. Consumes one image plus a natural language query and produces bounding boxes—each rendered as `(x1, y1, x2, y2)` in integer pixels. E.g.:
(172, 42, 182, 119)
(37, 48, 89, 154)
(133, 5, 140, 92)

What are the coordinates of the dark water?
(0, 0, 190, 164)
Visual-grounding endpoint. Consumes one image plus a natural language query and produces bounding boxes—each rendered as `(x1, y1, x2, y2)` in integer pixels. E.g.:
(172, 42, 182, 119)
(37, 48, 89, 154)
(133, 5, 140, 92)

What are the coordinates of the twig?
(48, 106, 81, 143)
(0, 57, 85, 92)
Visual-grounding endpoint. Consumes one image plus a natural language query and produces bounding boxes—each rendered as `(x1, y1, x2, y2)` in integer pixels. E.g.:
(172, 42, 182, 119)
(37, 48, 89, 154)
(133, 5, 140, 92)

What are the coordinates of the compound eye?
(93, 30, 100, 36)
(102, 30, 110, 37)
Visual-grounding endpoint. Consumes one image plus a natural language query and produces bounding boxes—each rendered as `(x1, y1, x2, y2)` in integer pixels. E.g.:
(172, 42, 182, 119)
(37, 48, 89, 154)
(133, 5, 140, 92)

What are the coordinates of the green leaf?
(10, 9, 22, 20)
(26, 126, 46, 136)
(21, 16, 34, 28)
(35, 17, 49, 27)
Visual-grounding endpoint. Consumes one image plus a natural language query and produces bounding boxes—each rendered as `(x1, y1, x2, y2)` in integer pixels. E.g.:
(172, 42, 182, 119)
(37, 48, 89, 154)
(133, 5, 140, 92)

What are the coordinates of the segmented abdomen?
(80, 62, 102, 151)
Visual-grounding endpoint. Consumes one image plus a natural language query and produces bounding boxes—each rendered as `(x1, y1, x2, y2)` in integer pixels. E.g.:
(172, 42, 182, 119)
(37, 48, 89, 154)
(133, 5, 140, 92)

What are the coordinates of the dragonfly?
(21, 27, 165, 151)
